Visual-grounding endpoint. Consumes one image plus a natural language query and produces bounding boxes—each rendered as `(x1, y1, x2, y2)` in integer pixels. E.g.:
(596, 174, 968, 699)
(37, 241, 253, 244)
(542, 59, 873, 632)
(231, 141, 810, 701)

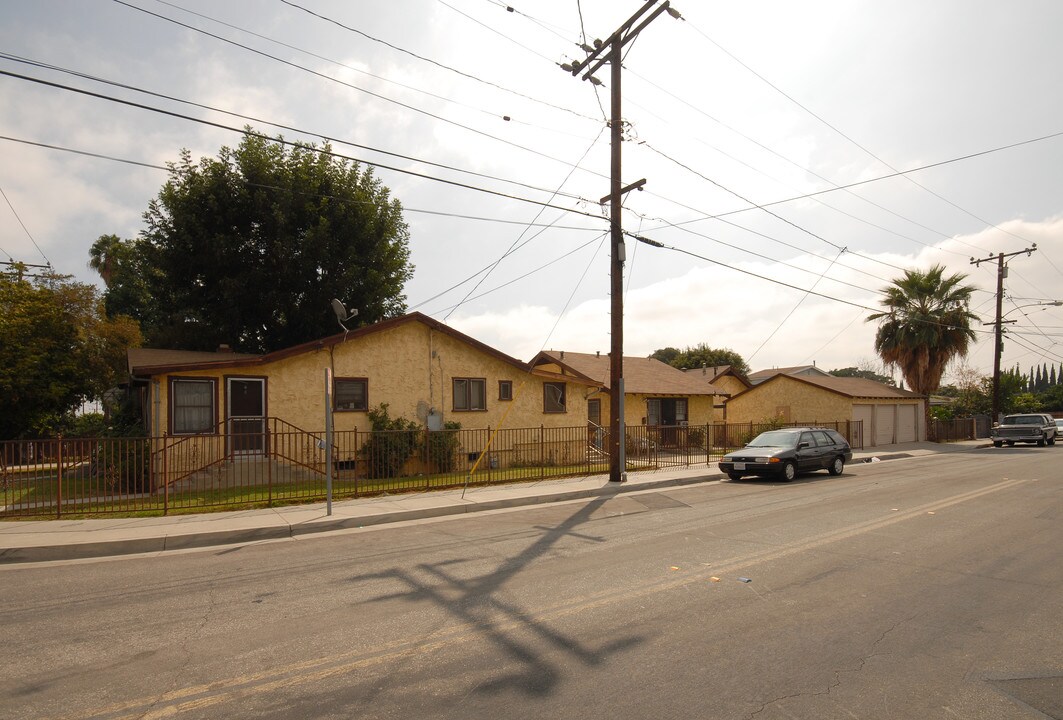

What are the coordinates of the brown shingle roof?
(128, 348, 260, 375)
(532, 351, 722, 396)
(128, 312, 532, 376)
(734, 373, 923, 400)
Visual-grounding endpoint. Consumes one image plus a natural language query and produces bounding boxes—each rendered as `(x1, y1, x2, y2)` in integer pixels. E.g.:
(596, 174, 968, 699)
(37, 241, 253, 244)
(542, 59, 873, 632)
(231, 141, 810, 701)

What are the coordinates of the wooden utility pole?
(564, 0, 676, 483)
(971, 246, 1037, 422)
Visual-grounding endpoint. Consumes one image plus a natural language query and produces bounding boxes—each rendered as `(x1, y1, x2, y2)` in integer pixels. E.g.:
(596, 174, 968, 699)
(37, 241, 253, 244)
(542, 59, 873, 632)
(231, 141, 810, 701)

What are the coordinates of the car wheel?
(993, 441, 1002, 447)
(1049, 436, 1056, 446)
(727, 473, 743, 481)
(781, 461, 797, 482)
(1005, 441, 1014, 446)
(828, 456, 845, 476)
(1037, 435, 1046, 447)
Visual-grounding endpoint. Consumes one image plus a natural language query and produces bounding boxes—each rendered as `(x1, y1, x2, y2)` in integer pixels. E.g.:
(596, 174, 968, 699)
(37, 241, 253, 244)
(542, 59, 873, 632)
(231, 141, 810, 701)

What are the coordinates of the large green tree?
(867, 265, 979, 435)
(98, 131, 413, 353)
(650, 344, 750, 376)
(0, 271, 141, 439)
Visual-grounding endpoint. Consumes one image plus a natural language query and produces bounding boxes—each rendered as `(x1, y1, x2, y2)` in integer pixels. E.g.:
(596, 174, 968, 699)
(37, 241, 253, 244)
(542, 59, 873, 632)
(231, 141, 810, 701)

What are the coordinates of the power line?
(0, 135, 609, 234)
(150, 0, 591, 139)
(0, 184, 50, 265)
(0, 53, 593, 204)
(426, 231, 608, 317)
(438, 0, 556, 64)
(681, 16, 1063, 288)
(0, 71, 612, 225)
(110, 0, 607, 176)
(276, 0, 597, 122)
(629, 230, 998, 339)
(747, 248, 847, 363)
(444, 126, 607, 321)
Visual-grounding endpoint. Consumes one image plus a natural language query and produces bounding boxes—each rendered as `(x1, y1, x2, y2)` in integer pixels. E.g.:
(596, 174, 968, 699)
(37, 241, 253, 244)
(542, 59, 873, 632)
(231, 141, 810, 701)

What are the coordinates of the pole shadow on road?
(342, 495, 646, 698)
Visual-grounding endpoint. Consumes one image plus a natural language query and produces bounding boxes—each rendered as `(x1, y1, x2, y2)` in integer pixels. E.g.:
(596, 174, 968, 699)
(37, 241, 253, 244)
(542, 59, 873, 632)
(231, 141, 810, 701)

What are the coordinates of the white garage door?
(853, 405, 873, 447)
(896, 404, 918, 443)
(874, 405, 896, 446)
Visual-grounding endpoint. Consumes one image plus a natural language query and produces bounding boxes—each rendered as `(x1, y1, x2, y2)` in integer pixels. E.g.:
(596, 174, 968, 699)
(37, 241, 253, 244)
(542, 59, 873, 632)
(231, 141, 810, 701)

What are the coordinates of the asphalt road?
(1, 447, 1060, 720)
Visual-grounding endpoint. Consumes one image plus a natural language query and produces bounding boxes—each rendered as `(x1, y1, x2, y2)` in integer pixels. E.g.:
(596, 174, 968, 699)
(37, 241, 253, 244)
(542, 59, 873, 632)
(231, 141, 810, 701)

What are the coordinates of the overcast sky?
(2, 0, 1062, 383)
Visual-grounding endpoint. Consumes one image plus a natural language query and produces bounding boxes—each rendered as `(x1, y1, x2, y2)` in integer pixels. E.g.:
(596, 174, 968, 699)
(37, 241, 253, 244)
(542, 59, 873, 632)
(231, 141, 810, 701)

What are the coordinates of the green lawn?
(2, 459, 670, 519)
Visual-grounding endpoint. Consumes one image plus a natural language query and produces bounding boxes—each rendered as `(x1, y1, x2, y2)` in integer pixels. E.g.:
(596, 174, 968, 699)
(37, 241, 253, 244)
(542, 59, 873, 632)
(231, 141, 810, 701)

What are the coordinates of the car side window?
(826, 430, 847, 445)
(812, 430, 832, 446)
(800, 432, 816, 447)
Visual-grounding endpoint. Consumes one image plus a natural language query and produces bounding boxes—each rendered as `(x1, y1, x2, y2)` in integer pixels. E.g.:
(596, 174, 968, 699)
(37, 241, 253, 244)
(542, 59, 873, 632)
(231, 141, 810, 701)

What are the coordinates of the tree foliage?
(96, 131, 414, 353)
(866, 265, 978, 397)
(828, 366, 896, 386)
(650, 344, 750, 376)
(0, 271, 141, 439)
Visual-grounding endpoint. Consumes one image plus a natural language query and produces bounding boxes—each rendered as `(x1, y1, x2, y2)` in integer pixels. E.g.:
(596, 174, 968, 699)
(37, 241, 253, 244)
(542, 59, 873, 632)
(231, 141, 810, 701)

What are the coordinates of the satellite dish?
(331, 299, 358, 331)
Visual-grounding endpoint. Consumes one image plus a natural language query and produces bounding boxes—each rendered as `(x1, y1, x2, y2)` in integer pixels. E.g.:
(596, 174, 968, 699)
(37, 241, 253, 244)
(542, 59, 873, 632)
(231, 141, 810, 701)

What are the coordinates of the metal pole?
(324, 368, 333, 516)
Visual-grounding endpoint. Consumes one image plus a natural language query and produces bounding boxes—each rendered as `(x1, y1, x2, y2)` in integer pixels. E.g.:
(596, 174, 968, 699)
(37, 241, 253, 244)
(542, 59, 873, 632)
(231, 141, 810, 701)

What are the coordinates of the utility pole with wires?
(561, 0, 679, 484)
(970, 245, 1037, 423)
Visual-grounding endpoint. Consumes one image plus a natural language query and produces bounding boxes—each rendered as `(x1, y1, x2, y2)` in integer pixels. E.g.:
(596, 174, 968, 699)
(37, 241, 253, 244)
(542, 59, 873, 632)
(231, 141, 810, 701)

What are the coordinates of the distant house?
(683, 365, 752, 419)
(747, 364, 833, 385)
(724, 374, 926, 447)
(529, 351, 724, 446)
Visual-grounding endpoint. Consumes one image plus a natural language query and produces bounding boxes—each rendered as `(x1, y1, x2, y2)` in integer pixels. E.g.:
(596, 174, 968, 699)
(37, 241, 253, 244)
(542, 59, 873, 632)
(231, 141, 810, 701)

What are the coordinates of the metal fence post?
(55, 436, 63, 519)
(540, 425, 545, 481)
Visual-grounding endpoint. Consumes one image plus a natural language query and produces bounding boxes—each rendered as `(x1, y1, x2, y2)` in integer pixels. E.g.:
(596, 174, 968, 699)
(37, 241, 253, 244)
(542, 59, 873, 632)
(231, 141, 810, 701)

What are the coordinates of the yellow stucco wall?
(595, 393, 720, 428)
(148, 321, 589, 436)
(725, 376, 852, 424)
(708, 375, 748, 397)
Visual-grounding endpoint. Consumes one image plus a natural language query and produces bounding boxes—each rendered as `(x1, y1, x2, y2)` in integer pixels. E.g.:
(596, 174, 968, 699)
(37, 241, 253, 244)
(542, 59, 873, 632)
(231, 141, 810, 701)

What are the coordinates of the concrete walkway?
(0, 440, 991, 564)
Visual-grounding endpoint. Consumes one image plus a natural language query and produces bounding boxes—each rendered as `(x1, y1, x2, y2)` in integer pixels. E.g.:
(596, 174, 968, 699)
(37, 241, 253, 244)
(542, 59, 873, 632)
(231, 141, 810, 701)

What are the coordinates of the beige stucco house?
(128, 312, 593, 438)
(529, 351, 724, 447)
(724, 374, 926, 447)
(127, 313, 598, 484)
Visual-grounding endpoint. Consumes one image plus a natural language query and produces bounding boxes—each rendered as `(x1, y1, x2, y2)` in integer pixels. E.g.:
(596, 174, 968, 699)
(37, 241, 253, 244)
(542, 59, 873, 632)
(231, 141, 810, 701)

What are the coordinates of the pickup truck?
(991, 413, 1058, 447)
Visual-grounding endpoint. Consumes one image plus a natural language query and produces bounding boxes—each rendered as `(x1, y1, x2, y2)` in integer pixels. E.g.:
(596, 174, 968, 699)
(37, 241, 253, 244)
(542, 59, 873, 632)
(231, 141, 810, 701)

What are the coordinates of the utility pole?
(971, 245, 1037, 422)
(562, 0, 677, 483)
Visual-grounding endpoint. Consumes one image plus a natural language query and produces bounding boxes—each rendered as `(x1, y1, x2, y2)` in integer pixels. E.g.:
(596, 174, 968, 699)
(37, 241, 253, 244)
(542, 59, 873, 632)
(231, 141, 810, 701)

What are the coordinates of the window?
(454, 378, 486, 411)
(334, 377, 368, 411)
(171, 378, 216, 434)
(587, 398, 601, 426)
(498, 380, 513, 401)
(544, 382, 566, 413)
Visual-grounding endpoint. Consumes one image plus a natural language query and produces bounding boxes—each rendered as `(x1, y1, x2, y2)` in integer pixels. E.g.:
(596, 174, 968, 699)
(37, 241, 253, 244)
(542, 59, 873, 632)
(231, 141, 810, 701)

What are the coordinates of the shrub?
(426, 421, 462, 473)
(359, 404, 420, 479)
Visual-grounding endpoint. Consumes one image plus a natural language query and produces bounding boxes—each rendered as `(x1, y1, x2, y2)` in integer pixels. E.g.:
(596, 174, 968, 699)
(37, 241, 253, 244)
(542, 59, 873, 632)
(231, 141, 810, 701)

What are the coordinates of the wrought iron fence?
(0, 418, 863, 519)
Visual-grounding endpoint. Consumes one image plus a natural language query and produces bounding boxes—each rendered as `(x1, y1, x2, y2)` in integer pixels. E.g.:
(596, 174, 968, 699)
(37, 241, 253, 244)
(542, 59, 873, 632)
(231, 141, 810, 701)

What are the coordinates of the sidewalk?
(0, 440, 991, 564)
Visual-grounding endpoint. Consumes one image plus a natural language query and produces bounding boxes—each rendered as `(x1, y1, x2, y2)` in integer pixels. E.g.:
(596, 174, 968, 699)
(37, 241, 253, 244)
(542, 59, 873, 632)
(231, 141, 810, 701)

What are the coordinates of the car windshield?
(747, 431, 799, 448)
(1001, 415, 1042, 425)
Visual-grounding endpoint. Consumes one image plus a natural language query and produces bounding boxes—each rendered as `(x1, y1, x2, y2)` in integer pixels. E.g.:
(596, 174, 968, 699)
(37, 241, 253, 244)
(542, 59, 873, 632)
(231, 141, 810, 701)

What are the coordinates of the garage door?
(874, 405, 896, 446)
(896, 404, 917, 443)
(853, 405, 873, 447)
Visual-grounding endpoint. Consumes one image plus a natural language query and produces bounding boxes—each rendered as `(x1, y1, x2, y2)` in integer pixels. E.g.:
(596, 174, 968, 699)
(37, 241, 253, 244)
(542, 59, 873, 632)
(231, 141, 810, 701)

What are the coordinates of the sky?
(2, 0, 1062, 385)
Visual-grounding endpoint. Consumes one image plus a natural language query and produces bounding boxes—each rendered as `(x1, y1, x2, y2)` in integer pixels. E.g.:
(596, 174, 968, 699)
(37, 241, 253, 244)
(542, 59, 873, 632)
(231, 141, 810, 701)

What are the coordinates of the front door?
(227, 378, 266, 456)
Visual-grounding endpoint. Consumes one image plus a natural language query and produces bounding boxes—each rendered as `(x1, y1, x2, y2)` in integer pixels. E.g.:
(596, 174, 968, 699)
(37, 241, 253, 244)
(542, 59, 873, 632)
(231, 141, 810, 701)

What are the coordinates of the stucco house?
(128, 312, 597, 438)
(528, 351, 724, 447)
(724, 373, 926, 447)
(747, 364, 833, 385)
(127, 313, 596, 484)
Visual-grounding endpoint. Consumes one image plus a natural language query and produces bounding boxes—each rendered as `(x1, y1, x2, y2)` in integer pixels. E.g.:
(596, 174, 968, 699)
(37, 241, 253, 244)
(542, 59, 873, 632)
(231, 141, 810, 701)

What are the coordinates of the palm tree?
(867, 265, 979, 439)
